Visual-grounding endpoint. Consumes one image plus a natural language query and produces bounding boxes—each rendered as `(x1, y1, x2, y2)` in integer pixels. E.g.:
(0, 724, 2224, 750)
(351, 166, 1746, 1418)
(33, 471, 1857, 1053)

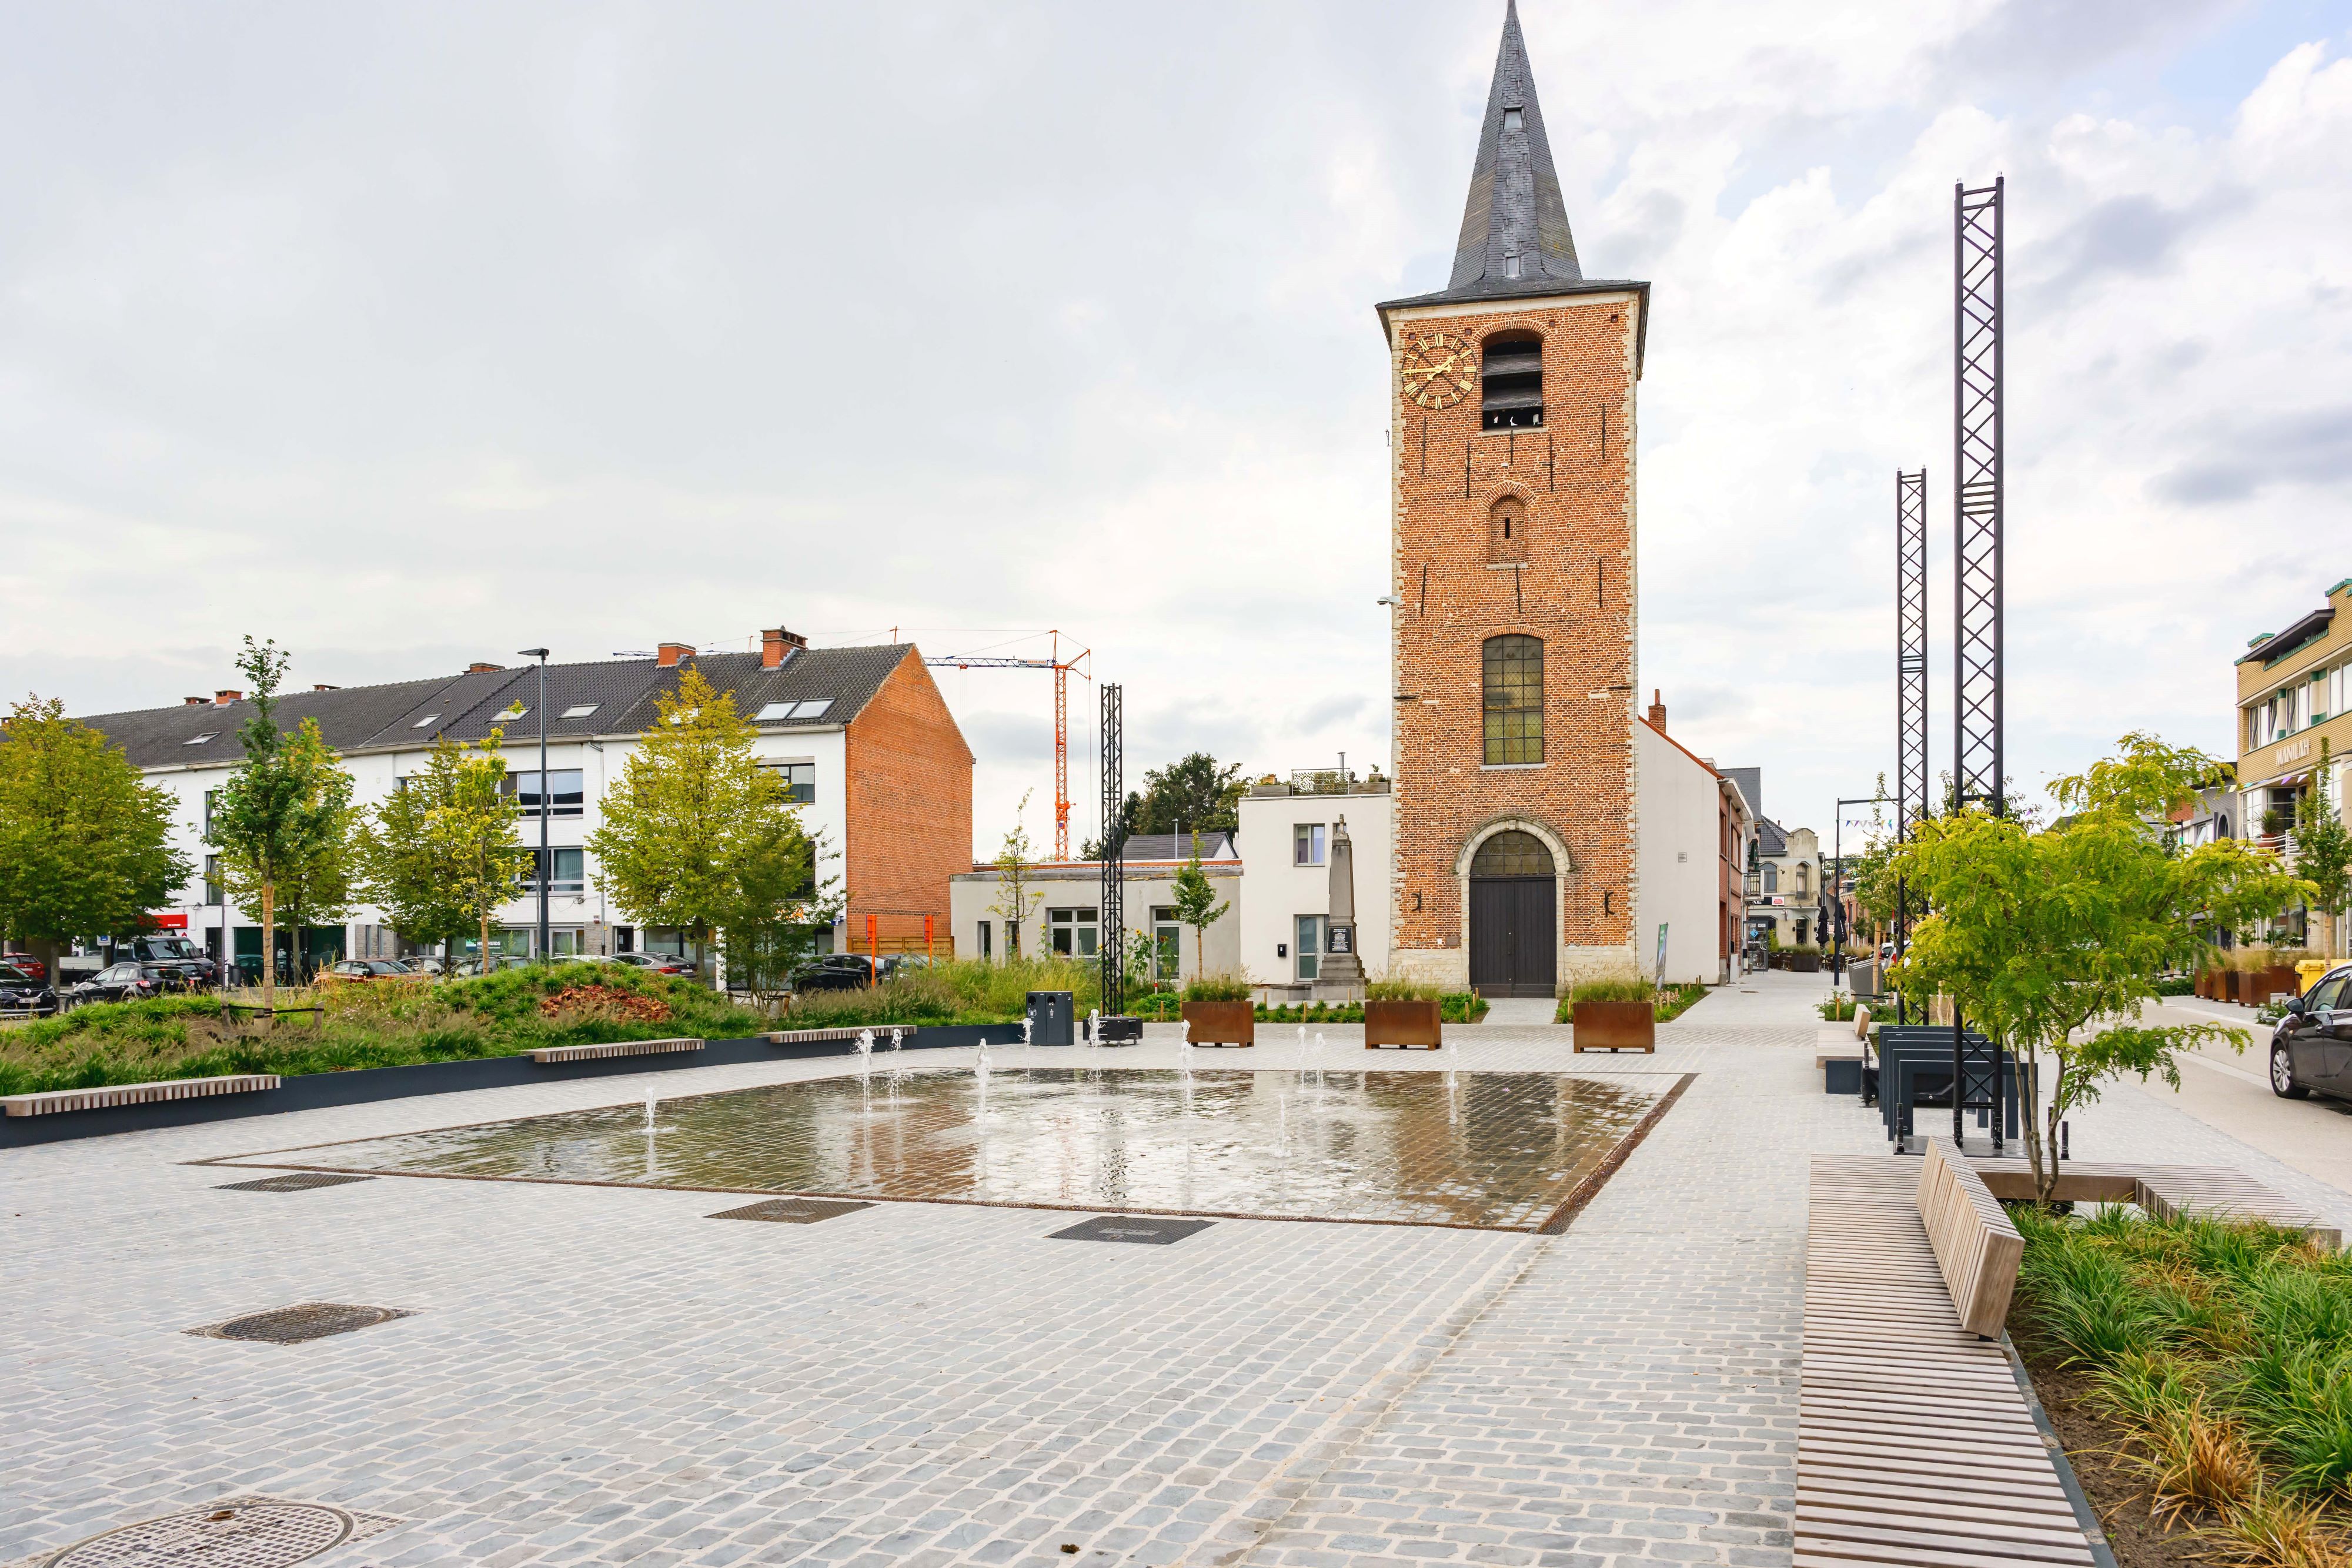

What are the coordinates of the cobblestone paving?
(4, 968, 2336, 1568)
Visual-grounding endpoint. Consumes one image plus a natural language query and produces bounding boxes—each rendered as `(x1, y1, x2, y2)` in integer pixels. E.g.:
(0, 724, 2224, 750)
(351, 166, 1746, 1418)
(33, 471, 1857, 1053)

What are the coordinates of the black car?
(791, 955, 880, 992)
(69, 962, 182, 1005)
(2271, 964, 2352, 1105)
(117, 935, 219, 989)
(0, 964, 57, 1016)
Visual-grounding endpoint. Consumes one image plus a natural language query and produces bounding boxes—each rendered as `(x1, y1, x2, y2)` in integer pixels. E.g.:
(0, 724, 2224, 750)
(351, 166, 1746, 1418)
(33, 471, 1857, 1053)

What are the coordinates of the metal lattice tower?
(1098, 683, 1125, 1017)
(1954, 178, 2004, 815)
(1896, 469, 1929, 836)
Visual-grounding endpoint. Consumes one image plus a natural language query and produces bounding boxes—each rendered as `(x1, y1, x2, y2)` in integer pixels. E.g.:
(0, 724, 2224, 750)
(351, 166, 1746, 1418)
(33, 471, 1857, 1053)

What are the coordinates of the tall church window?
(1482, 635, 1544, 765)
(1481, 331, 1542, 430)
(1489, 496, 1527, 563)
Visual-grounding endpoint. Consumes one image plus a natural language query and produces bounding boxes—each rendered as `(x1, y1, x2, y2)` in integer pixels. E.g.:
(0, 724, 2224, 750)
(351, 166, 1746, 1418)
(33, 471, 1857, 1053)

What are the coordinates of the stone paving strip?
(4, 975, 2344, 1568)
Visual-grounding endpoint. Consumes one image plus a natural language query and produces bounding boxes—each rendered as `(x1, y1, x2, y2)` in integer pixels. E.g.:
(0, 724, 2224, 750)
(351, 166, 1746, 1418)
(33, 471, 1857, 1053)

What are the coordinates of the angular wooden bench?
(1968, 1157, 2341, 1251)
(1799, 1143, 2096, 1567)
(529, 1037, 704, 1065)
(764, 1027, 878, 1045)
(2, 1074, 280, 1117)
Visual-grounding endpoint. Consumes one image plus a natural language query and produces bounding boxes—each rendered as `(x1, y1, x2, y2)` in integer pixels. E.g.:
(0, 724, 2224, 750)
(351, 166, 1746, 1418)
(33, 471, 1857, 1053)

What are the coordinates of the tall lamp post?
(519, 647, 551, 962)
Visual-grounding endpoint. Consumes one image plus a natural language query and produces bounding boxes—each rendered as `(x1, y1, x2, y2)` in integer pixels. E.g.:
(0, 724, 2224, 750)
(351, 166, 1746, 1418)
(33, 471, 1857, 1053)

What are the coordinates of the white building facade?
(1234, 781, 1393, 995)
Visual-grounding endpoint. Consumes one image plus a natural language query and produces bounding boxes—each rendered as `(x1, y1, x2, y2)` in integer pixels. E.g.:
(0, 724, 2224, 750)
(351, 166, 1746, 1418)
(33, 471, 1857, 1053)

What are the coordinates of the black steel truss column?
(1895, 469, 1928, 1022)
(1954, 178, 2004, 816)
(1098, 683, 1125, 1018)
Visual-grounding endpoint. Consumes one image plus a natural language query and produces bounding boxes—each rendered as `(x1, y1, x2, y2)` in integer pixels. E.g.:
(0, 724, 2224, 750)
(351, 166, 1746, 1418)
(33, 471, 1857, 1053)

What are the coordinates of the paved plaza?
(5, 971, 2347, 1568)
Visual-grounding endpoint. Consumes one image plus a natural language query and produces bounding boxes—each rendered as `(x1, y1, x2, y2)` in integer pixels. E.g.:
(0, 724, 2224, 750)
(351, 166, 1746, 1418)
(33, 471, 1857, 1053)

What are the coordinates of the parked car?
(791, 954, 881, 992)
(68, 962, 183, 1005)
(452, 956, 534, 977)
(325, 959, 416, 982)
(2270, 963, 2352, 1105)
(613, 952, 696, 977)
(111, 935, 218, 989)
(1, 954, 48, 982)
(0, 964, 58, 1016)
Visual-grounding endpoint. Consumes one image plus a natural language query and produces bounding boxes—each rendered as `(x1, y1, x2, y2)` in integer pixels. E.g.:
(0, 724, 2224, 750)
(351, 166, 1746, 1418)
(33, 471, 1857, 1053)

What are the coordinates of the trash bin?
(1025, 990, 1075, 1046)
(2295, 958, 2331, 996)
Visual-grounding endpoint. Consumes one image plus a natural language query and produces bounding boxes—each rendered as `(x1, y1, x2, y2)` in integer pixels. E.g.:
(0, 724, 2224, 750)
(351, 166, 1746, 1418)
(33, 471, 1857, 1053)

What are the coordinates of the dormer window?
(1481, 330, 1543, 430)
(1505, 252, 1522, 279)
(1503, 107, 1523, 133)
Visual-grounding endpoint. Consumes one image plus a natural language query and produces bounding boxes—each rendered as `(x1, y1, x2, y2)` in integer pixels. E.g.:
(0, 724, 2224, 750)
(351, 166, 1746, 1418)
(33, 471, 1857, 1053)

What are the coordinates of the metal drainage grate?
(214, 1173, 376, 1193)
(187, 1303, 416, 1345)
(1048, 1215, 1213, 1246)
(38, 1494, 403, 1567)
(709, 1197, 874, 1225)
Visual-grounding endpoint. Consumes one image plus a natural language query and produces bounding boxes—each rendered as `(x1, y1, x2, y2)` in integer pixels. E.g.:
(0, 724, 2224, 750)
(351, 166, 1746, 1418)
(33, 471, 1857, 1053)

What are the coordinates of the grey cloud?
(2030, 189, 2250, 307)
(2153, 406, 2352, 505)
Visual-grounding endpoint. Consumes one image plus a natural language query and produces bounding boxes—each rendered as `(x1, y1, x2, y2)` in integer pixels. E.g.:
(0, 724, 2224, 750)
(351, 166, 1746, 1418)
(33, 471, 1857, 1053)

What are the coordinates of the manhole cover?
(1048, 1215, 1213, 1246)
(709, 1197, 874, 1224)
(188, 1303, 415, 1344)
(37, 1495, 402, 1567)
(215, 1174, 375, 1193)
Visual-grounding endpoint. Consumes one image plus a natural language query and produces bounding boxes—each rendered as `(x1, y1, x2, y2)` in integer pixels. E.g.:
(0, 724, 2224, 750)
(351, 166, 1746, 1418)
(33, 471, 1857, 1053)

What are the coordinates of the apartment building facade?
(2236, 577, 2352, 952)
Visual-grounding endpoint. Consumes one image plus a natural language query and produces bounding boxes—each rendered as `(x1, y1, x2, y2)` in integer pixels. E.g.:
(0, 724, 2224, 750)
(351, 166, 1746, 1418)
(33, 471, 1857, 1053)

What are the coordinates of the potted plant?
(1788, 942, 1822, 974)
(1363, 979, 1443, 1049)
(1565, 976, 1656, 1054)
(1178, 975, 1255, 1047)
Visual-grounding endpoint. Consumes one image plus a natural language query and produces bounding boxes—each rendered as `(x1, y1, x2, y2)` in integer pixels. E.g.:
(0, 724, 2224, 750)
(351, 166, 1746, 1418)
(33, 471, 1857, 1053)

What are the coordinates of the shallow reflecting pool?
(235, 1066, 1676, 1231)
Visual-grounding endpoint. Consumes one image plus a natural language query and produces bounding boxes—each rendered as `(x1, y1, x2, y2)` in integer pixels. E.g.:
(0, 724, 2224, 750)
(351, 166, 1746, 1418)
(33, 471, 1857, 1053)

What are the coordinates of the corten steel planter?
(1791, 952, 1822, 974)
(2259, 966, 2299, 1005)
(1364, 998, 1443, 1051)
(1180, 1000, 1255, 1047)
(1571, 1000, 1655, 1054)
(2224, 970, 2245, 1004)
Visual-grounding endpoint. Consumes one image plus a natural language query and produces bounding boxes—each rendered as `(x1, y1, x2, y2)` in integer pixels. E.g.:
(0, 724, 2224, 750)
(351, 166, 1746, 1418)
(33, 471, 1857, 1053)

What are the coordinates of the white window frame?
(1293, 823, 1326, 867)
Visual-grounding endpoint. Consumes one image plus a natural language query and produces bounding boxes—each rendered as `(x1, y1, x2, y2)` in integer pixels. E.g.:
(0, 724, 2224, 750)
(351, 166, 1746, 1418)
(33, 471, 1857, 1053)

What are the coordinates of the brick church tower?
(1378, 1, 1649, 997)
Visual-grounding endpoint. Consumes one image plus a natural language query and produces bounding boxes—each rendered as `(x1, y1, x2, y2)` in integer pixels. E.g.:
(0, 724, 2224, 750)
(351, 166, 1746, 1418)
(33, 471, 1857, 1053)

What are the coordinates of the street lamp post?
(519, 647, 551, 961)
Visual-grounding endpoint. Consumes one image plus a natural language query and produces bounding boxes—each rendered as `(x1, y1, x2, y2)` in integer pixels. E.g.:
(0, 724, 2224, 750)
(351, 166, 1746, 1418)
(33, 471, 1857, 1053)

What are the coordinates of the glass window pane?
(1482, 636, 1544, 764)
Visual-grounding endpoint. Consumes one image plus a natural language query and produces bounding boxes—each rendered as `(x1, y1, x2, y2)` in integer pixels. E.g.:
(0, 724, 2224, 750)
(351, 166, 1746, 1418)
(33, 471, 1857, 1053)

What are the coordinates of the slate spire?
(1448, 0, 1581, 293)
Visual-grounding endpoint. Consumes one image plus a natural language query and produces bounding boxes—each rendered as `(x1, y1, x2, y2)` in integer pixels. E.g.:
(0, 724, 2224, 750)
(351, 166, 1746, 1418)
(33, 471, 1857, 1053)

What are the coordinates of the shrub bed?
(2010, 1205, 2352, 1563)
(1256, 994, 1486, 1024)
(0, 967, 767, 1097)
(779, 957, 1101, 1029)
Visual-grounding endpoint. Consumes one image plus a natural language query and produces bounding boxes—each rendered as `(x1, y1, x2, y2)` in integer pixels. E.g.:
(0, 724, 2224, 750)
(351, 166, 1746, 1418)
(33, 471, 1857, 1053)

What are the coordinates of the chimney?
(1648, 688, 1666, 730)
(467, 662, 504, 674)
(313, 683, 340, 691)
(657, 641, 694, 668)
(761, 627, 808, 668)
(213, 689, 242, 706)
(183, 696, 207, 707)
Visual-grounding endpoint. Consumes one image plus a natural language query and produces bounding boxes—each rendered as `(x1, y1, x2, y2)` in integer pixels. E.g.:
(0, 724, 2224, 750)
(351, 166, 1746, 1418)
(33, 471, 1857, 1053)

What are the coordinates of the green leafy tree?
(1168, 834, 1230, 975)
(355, 732, 530, 971)
(1088, 753, 1247, 854)
(1890, 732, 2311, 1200)
(588, 667, 802, 984)
(219, 717, 358, 977)
(989, 790, 1045, 957)
(0, 696, 191, 976)
(206, 640, 356, 1006)
(717, 813, 844, 995)
(2292, 740, 2352, 957)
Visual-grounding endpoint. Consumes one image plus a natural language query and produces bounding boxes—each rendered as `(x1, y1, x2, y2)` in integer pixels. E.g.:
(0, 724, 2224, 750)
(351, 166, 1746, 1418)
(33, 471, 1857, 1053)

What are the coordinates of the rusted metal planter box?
(1571, 1000, 1655, 1054)
(1364, 998, 1442, 1051)
(1181, 1000, 1254, 1047)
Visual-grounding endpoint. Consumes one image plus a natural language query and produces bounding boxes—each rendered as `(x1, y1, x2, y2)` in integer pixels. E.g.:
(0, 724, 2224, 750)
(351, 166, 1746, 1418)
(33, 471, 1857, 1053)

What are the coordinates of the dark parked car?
(791, 954, 881, 992)
(326, 959, 416, 982)
(114, 935, 218, 989)
(613, 952, 696, 977)
(2271, 963, 2352, 1105)
(0, 964, 58, 1016)
(69, 962, 183, 1005)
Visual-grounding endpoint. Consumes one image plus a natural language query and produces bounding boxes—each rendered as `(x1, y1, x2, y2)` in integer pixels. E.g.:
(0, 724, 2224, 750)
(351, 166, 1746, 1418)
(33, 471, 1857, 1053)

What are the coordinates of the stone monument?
(1318, 815, 1367, 998)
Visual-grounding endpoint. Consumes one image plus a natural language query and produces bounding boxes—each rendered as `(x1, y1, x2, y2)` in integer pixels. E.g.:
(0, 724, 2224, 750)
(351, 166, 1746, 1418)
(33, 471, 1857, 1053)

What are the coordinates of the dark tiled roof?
(1108, 832, 1240, 863)
(1375, 1, 1650, 372)
(1756, 818, 1789, 858)
(65, 644, 924, 770)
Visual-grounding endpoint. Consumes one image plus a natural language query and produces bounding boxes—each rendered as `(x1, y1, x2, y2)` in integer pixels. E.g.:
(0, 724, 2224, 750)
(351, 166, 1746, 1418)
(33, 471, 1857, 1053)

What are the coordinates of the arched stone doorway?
(1468, 829, 1556, 998)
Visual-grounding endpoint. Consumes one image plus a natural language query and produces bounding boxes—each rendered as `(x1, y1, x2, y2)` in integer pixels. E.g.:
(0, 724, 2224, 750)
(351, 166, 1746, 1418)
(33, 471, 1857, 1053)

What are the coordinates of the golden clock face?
(1399, 330, 1477, 410)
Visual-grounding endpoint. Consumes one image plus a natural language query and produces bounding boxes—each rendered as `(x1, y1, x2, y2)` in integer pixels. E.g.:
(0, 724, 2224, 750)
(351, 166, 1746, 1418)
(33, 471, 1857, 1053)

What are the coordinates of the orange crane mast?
(924, 631, 1092, 861)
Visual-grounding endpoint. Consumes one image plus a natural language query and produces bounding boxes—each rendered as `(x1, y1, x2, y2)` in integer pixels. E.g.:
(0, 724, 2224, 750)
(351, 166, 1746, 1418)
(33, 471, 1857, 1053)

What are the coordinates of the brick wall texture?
(1388, 293, 1642, 987)
(844, 652, 974, 949)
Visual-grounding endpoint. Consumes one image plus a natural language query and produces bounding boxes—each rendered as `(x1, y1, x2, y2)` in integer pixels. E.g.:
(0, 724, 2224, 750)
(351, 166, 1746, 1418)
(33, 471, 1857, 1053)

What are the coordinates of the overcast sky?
(5, 0, 2351, 855)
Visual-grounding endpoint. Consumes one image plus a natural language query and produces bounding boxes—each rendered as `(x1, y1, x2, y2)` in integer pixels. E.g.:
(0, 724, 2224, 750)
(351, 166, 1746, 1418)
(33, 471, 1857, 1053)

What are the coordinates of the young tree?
(989, 790, 1045, 957)
(2293, 740, 2352, 957)
(1168, 834, 1230, 975)
(0, 696, 191, 977)
(589, 667, 799, 983)
(717, 814, 845, 995)
(206, 640, 355, 1007)
(1891, 732, 2311, 1201)
(219, 717, 359, 980)
(355, 732, 529, 971)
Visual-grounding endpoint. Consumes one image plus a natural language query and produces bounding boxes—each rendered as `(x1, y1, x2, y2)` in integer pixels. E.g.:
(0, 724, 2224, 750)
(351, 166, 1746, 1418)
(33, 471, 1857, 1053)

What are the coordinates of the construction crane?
(925, 631, 1091, 861)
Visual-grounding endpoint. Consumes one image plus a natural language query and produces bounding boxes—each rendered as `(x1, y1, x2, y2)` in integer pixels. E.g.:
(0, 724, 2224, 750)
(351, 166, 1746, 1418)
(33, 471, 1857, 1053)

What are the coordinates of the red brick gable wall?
(844, 651, 974, 949)
(1388, 294, 1641, 975)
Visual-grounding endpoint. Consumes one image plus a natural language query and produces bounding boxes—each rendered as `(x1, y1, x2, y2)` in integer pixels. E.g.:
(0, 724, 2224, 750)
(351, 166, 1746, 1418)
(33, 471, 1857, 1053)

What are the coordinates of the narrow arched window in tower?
(1481, 332, 1543, 432)
(1489, 496, 1528, 563)
(1482, 634, 1544, 765)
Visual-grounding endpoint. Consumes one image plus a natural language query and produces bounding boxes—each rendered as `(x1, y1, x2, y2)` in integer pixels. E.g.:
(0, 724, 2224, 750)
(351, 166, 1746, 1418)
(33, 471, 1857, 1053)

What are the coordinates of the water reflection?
(264, 1068, 1663, 1231)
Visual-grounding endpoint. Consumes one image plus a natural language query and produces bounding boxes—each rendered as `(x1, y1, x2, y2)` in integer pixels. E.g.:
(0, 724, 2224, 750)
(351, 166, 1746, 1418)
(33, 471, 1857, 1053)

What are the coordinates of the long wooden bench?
(2, 1074, 280, 1118)
(1800, 1148, 2097, 1567)
(529, 1037, 704, 1065)
(1967, 1158, 2341, 1251)
(764, 1027, 877, 1045)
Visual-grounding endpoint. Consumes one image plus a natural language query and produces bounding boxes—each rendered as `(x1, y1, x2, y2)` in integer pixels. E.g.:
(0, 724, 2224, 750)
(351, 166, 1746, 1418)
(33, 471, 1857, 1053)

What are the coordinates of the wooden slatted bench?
(2, 1074, 280, 1118)
(1967, 1157, 2340, 1252)
(764, 1027, 877, 1045)
(529, 1037, 704, 1065)
(1800, 1149, 2097, 1567)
